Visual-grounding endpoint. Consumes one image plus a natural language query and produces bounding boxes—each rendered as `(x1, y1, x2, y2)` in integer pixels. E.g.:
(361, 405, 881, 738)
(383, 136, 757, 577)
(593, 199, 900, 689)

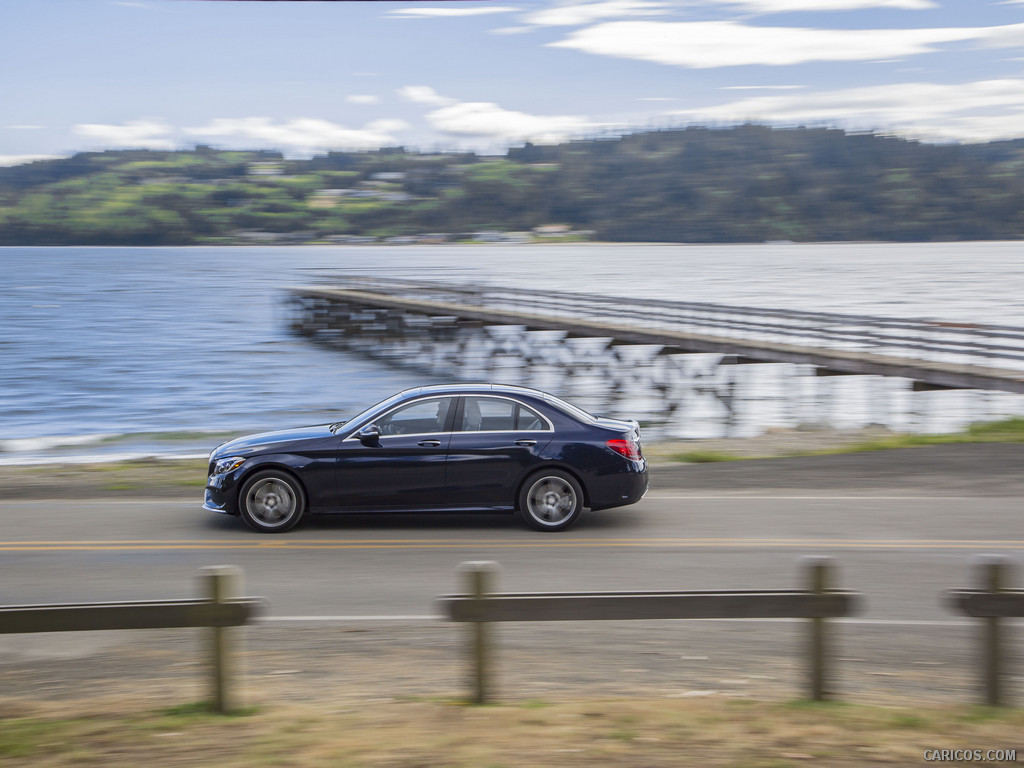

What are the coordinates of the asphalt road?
(2, 443, 1022, 705)
(3, 444, 1023, 615)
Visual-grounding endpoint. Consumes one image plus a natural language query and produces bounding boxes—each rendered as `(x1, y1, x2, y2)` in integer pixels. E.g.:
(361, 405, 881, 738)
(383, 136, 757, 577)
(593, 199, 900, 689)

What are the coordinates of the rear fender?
(514, 464, 590, 510)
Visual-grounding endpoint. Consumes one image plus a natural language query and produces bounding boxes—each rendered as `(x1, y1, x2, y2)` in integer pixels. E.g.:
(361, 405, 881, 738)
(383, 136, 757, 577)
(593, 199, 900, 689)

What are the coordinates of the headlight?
(213, 456, 246, 475)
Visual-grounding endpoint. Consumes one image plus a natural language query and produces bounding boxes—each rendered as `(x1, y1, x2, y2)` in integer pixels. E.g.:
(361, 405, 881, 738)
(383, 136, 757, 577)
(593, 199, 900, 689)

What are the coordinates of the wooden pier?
(289, 277, 1024, 395)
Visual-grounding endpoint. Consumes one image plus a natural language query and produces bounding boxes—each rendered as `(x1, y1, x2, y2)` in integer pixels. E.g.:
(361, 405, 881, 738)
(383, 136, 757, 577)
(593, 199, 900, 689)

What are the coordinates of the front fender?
(213, 455, 313, 514)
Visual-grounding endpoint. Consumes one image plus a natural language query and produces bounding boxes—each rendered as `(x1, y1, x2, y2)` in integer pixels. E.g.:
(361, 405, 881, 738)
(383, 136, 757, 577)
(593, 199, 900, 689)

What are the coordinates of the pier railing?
(305, 275, 1024, 373)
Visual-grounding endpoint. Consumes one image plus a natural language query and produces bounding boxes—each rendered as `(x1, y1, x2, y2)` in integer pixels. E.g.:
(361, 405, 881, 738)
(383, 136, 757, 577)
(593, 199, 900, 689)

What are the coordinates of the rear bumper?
(587, 460, 648, 511)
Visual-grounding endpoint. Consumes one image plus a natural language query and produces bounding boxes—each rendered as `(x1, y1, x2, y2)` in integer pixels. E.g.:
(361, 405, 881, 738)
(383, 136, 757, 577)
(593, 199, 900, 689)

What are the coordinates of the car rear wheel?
(238, 470, 307, 533)
(518, 469, 584, 531)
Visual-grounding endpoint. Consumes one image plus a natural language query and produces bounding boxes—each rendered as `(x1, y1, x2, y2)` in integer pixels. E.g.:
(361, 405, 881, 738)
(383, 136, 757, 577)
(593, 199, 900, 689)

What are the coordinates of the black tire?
(238, 469, 308, 533)
(518, 469, 584, 531)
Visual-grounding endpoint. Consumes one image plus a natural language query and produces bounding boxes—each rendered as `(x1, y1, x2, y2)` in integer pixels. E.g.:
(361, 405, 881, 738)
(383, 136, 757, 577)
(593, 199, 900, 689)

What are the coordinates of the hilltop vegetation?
(3, 125, 1024, 245)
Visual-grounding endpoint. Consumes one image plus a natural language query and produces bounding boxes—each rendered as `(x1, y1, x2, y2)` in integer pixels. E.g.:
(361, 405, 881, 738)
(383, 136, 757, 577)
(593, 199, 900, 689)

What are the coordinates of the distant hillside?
(2, 126, 1024, 245)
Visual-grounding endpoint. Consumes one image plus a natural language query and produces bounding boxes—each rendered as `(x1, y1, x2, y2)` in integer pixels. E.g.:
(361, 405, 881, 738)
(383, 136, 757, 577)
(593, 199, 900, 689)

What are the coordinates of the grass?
(98, 430, 237, 444)
(784, 417, 1024, 457)
(671, 450, 747, 463)
(670, 416, 1024, 463)
(159, 701, 262, 718)
(1, 697, 1022, 767)
(0, 458, 210, 499)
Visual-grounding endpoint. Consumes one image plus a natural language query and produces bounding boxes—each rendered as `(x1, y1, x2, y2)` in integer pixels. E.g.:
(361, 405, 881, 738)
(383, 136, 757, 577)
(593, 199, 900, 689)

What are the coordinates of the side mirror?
(358, 424, 381, 444)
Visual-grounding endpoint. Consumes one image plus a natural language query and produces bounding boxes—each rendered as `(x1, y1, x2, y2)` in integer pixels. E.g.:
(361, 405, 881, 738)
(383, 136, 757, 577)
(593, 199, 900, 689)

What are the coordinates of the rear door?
(444, 395, 554, 508)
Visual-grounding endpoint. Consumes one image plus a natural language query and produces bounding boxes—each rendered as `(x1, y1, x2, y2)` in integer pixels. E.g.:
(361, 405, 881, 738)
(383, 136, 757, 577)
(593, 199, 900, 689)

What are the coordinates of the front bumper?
(204, 471, 238, 515)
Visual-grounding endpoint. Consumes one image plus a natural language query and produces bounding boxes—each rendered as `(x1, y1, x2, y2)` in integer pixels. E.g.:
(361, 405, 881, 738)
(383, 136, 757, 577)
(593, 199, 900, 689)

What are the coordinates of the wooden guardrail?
(947, 555, 1024, 707)
(5, 558, 1020, 710)
(0, 566, 263, 713)
(438, 557, 860, 704)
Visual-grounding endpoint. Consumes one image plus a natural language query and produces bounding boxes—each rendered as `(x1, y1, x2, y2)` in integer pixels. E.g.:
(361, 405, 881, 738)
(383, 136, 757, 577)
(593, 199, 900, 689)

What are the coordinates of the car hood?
(211, 424, 335, 459)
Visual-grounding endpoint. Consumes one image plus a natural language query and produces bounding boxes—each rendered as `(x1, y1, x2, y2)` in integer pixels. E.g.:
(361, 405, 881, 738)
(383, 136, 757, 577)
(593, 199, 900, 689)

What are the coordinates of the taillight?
(606, 439, 642, 461)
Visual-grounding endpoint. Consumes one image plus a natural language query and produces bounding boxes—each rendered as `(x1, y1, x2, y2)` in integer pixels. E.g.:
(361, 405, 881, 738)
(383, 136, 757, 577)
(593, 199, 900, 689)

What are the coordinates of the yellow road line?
(7, 537, 1024, 545)
(1, 538, 1023, 552)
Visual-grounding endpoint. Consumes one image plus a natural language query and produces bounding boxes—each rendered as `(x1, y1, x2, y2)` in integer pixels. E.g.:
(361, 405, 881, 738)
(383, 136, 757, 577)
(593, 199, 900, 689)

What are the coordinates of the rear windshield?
(541, 392, 597, 423)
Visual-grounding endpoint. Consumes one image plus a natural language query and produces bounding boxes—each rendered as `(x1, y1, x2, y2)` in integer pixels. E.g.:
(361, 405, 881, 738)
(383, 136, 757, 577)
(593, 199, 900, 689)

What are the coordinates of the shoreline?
(0, 424, 897, 469)
(3, 425, 1022, 501)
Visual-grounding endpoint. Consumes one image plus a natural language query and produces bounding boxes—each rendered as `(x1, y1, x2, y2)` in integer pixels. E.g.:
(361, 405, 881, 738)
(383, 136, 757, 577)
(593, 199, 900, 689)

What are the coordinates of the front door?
(334, 396, 455, 510)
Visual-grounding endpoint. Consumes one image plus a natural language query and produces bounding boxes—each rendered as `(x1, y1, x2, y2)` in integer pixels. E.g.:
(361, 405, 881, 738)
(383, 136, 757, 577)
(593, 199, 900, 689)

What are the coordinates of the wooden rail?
(947, 556, 1024, 707)
(438, 557, 859, 704)
(0, 566, 263, 713)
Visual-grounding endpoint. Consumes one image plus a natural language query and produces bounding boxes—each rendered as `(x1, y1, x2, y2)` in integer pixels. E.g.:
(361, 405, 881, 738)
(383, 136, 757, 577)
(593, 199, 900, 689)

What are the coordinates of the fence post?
(461, 561, 499, 704)
(978, 555, 1010, 706)
(203, 565, 243, 713)
(804, 556, 832, 701)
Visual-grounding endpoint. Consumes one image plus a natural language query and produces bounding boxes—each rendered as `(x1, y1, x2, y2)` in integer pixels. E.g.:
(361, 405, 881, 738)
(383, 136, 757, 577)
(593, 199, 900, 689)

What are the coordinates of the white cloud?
(5, 124, 44, 130)
(982, 23, 1024, 48)
(398, 85, 458, 106)
(74, 120, 174, 149)
(347, 95, 380, 105)
(184, 117, 410, 153)
(518, 0, 931, 28)
(523, 1, 669, 27)
(399, 84, 598, 143)
(387, 5, 519, 18)
(425, 101, 595, 143)
(550, 20, 1024, 68)
(723, 85, 805, 90)
(0, 154, 64, 167)
(715, 0, 936, 10)
(671, 78, 1024, 142)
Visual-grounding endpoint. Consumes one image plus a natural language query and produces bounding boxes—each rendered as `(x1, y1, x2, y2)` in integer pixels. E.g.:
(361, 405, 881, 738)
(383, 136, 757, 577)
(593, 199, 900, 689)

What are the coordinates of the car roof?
(396, 383, 551, 401)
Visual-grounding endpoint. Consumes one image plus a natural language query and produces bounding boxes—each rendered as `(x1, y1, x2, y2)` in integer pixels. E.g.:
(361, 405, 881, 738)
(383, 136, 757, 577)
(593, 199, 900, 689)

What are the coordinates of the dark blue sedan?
(205, 384, 648, 533)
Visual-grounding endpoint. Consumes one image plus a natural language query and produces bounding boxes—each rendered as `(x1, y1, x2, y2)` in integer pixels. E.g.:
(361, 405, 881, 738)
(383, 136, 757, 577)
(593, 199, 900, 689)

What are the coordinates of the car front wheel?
(518, 469, 584, 531)
(238, 469, 308, 533)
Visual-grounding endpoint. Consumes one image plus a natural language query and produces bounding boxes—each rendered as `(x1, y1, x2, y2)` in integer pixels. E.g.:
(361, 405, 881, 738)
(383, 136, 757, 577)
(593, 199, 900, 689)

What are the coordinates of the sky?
(3, 0, 1024, 165)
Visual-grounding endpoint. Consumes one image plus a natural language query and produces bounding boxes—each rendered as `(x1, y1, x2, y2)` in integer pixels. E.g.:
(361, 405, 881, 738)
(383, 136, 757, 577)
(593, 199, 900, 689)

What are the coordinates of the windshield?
(331, 391, 410, 433)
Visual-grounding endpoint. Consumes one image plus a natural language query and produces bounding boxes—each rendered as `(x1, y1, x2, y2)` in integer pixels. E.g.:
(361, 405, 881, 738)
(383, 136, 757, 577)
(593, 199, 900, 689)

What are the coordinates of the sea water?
(2, 242, 1023, 463)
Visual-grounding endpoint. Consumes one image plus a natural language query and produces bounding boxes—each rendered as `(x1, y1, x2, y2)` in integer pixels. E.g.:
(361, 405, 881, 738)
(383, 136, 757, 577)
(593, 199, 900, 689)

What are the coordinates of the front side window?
(376, 397, 453, 436)
(459, 397, 547, 432)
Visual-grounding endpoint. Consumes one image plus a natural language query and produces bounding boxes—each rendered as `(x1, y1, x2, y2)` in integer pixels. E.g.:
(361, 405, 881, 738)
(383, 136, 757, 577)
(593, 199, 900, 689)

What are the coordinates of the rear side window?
(458, 397, 548, 432)
(516, 405, 546, 430)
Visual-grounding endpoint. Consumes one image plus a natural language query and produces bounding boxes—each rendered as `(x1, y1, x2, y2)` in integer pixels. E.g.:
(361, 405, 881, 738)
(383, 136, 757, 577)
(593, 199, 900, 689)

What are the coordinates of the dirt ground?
(3, 692, 1023, 768)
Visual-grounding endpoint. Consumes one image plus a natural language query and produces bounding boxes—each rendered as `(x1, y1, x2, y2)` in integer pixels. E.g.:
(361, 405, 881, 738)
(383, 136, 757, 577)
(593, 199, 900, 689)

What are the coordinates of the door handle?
(417, 439, 442, 447)
(514, 439, 537, 446)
